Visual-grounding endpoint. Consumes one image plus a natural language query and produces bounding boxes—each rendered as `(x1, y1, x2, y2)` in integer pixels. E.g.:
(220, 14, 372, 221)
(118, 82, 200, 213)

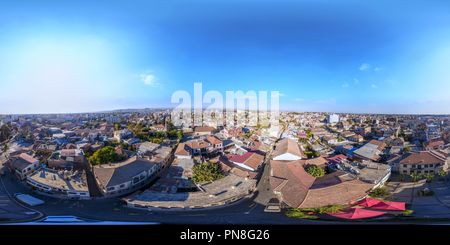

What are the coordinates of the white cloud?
(387, 79, 394, 84)
(291, 98, 310, 102)
(354, 78, 359, 84)
(359, 63, 371, 70)
(271, 92, 285, 98)
(140, 74, 162, 88)
(343, 82, 349, 87)
(371, 84, 377, 88)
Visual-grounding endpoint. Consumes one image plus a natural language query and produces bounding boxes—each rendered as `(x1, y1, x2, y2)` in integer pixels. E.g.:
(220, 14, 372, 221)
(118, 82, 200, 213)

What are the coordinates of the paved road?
(2, 130, 450, 224)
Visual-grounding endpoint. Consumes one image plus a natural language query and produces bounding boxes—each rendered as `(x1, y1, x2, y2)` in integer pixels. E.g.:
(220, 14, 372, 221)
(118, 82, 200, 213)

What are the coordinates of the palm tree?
(425, 174, 434, 182)
(397, 174, 406, 182)
(410, 172, 421, 182)
(437, 169, 447, 181)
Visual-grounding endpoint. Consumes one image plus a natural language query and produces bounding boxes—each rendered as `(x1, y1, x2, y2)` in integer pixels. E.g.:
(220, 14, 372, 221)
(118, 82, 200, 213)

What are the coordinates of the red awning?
(370, 201, 405, 211)
(355, 197, 381, 207)
(326, 208, 386, 219)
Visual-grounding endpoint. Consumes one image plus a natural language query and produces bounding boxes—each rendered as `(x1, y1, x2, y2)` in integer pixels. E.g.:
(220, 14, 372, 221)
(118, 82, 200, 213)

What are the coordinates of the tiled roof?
(211, 155, 258, 179)
(94, 156, 156, 188)
(270, 160, 374, 209)
(423, 140, 444, 147)
(194, 126, 215, 132)
(174, 143, 191, 156)
(296, 157, 329, 169)
(399, 150, 446, 165)
(207, 136, 222, 145)
(224, 151, 264, 171)
(272, 138, 307, 159)
(367, 139, 387, 151)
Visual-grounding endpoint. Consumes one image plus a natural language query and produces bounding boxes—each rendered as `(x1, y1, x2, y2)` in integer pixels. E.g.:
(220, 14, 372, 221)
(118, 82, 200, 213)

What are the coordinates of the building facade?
(327, 114, 339, 124)
(398, 151, 447, 175)
(223, 127, 244, 139)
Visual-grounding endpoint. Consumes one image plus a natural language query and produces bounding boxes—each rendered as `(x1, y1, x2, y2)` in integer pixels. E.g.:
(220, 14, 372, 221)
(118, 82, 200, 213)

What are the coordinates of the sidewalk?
(383, 172, 450, 220)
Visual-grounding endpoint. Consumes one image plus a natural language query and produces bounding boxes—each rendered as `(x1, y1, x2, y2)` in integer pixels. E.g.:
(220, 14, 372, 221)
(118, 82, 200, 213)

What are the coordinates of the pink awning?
(326, 208, 386, 219)
(355, 197, 381, 207)
(370, 201, 405, 211)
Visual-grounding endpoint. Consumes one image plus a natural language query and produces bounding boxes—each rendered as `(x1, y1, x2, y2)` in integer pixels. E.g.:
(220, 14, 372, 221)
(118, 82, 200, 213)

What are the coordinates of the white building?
(11, 153, 40, 180)
(114, 129, 133, 142)
(328, 114, 339, 124)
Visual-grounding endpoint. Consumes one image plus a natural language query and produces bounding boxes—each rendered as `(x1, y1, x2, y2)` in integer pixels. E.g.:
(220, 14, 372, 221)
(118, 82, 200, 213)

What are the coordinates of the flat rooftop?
(337, 160, 391, 184)
(27, 168, 89, 192)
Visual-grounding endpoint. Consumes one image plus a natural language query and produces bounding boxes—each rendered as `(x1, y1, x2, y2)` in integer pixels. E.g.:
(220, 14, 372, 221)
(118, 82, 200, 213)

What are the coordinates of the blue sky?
(0, 0, 449, 114)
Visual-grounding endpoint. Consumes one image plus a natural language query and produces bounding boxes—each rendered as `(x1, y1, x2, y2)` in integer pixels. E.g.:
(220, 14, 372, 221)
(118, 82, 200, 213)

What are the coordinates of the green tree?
(3, 142, 8, 152)
(368, 188, 392, 198)
(114, 123, 120, 131)
(425, 174, 434, 182)
(177, 129, 184, 141)
(313, 151, 321, 157)
(405, 146, 411, 152)
(437, 169, 447, 181)
(0, 124, 11, 142)
(306, 128, 312, 139)
(306, 165, 325, 177)
(397, 174, 406, 182)
(298, 138, 308, 144)
(410, 172, 421, 182)
(191, 161, 225, 183)
(89, 146, 118, 165)
(133, 124, 142, 133)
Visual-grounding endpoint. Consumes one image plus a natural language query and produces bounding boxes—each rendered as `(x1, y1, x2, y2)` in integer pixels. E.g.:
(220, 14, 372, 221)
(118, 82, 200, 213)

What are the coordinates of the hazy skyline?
(0, 0, 449, 114)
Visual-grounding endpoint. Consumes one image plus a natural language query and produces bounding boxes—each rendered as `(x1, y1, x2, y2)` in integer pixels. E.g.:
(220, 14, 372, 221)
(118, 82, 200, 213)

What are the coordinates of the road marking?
(249, 203, 255, 208)
(180, 214, 207, 216)
(114, 208, 120, 211)
(129, 213, 140, 215)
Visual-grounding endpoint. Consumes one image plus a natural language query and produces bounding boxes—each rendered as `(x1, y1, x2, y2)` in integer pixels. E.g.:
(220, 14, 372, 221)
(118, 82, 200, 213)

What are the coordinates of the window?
(412, 165, 416, 168)
(424, 165, 428, 168)
(403, 165, 407, 168)
(119, 184, 126, 189)
(107, 187, 115, 192)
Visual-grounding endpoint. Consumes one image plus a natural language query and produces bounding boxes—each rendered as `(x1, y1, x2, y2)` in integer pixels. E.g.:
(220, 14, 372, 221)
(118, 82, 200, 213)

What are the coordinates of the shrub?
(368, 188, 392, 198)
(286, 208, 318, 219)
(306, 165, 326, 178)
(400, 209, 414, 216)
(302, 205, 343, 214)
(191, 161, 225, 183)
